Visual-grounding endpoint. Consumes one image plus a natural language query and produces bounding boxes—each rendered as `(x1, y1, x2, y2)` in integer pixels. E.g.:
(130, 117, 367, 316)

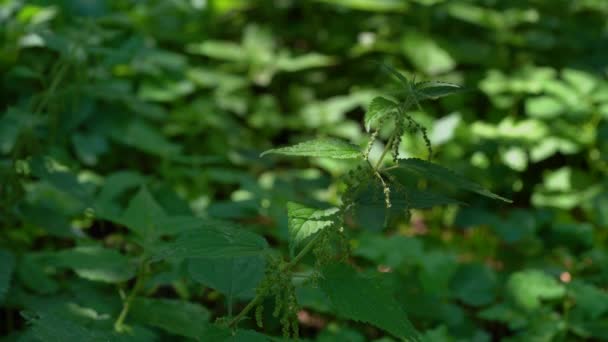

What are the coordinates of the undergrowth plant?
(213, 65, 512, 340)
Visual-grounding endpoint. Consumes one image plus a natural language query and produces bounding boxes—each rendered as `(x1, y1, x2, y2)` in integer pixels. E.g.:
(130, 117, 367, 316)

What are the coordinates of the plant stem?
(114, 263, 147, 332)
(227, 227, 328, 328)
(375, 134, 395, 171)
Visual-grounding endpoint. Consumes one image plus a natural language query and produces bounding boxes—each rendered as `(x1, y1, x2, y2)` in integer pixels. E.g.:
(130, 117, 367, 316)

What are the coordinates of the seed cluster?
(253, 256, 300, 338)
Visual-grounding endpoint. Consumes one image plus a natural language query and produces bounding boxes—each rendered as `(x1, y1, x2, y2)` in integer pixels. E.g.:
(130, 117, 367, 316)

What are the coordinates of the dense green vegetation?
(1, 0, 607, 341)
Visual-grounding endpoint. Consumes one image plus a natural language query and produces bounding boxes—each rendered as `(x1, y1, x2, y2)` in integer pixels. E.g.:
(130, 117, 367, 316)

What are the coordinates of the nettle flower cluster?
(224, 65, 510, 340)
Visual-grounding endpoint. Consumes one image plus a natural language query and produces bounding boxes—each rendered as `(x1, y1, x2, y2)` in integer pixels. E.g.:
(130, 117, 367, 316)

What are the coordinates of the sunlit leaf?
(261, 138, 362, 159)
(287, 202, 339, 256)
(364, 96, 398, 132)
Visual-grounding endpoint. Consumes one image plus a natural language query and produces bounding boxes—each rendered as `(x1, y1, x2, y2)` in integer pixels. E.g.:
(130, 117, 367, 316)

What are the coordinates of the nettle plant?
(7, 66, 509, 341)
(209, 65, 512, 340)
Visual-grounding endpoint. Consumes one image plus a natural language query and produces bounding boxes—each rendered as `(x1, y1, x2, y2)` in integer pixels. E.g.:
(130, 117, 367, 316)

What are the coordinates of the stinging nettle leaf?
(129, 297, 211, 339)
(287, 202, 339, 257)
(188, 255, 265, 302)
(395, 158, 512, 202)
(155, 223, 269, 260)
(365, 96, 398, 132)
(320, 264, 420, 341)
(414, 81, 466, 100)
(261, 138, 362, 159)
(118, 185, 166, 239)
(48, 246, 136, 283)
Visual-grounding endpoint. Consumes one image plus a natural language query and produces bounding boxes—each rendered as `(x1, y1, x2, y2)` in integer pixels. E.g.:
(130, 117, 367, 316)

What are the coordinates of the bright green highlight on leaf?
(287, 202, 339, 256)
(365, 96, 398, 132)
(507, 270, 565, 311)
(261, 138, 362, 159)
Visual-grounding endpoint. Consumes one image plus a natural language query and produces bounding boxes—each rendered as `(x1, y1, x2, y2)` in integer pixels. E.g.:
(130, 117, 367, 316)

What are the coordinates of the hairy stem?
(114, 263, 147, 332)
(374, 134, 395, 171)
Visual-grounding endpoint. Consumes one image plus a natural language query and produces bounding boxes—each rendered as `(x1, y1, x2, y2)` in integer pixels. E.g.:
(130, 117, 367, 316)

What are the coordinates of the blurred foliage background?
(1, 0, 608, 341)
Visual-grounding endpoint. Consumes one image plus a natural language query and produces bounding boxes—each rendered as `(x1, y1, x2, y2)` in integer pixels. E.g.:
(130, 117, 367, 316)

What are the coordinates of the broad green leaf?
(129, 297, 211, 339)
(0, 249, 15, 302)
(19, 203, 73, 237)
(94, 171, 144, 219)
(17, 255, 59, 294)
(449, 263, 497, 307)
(71, 132, 108, 166)
(277, 52, 335, 72)
(261, 138, 362, 159)
(24, 311, 123, 342)
(188, 255, 265, 301)
(379, 63, 410, 88)
(418, 251, 457, 296)
(396, 158, 512, 202)
(314, 0, 409, 12)
(402, 32, 455, 75)
(48, 246, 136, 283)
(156, 224, 268, 260)
(353, 234, 423, 268)
(111, 120, 181, 156)
(525, 96, 565, 118)
(186, 41, 246, 61)
(507, 270, 565, 311)
(119, 185, 166, 238)
(320, 264, 420, 341)
(569, 281, 608, 319)
(287, 202, 339, 256)
(364, 96, 398, 132)
(29, 156, 92, 204)
(414, 81, 465, 100)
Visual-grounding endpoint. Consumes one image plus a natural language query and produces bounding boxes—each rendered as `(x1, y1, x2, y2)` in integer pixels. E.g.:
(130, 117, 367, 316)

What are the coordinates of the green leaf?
(450, 263, 497, 307)
(261, 138, 362, 159)
(396, 158, 512, 202)
(353, 234, 423, 268)
(186, 41, 246, 61)
(314, 0, 409, 12)
(414, 81, 465, 100)
(569, 281, 608, 319)
(24, 311, 123, 342)
(320, 264, 420, 341)
(287, 202, 339, 257)
(188, 256, 265, 302)
(119, 185, 166, 239)
(402, 32, 455, 75)
(0, 249, 15, 303)
(364, 96, 398, 132)
(379, 63, 411, 88)
(17, 255, 59, 294)
(48, 246, 136, 283)
(202, 325, 272, 341)
(507, 270, 565, 311)
(277, 52, 335, 72)
(129, 297, 211, 339)
(156, 223, 269, 260)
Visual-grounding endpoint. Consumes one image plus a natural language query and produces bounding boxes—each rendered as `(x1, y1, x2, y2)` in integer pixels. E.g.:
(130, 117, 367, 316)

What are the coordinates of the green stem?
(227, 226, 328, 328)
(114, 263, 147, 332)
(375, 134, 395, 171)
